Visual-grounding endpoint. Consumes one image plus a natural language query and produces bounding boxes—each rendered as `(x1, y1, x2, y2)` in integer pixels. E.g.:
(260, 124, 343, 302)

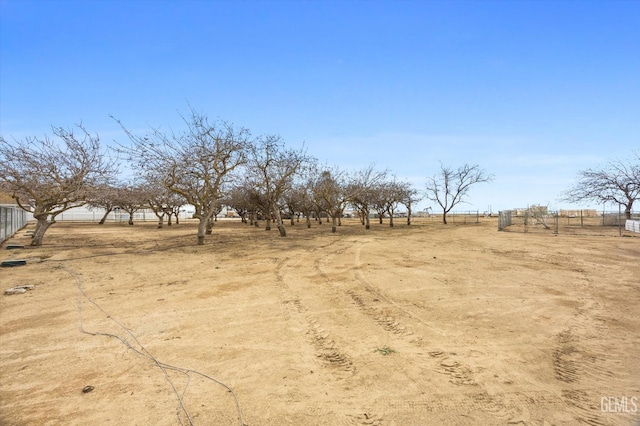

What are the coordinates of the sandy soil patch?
(1, 218, 638, 425)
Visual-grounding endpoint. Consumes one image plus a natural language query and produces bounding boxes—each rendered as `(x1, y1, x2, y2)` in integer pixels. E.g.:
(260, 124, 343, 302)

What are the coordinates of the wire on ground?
(64, 266, 245, 426)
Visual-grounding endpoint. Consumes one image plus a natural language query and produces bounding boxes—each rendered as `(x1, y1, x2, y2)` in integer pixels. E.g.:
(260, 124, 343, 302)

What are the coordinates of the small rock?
(82, 386, 94, 393)
(15, 285, 35, 291)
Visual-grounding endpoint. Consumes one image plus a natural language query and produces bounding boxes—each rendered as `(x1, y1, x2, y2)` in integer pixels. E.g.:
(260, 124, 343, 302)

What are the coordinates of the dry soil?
(1, 218, 639, 425)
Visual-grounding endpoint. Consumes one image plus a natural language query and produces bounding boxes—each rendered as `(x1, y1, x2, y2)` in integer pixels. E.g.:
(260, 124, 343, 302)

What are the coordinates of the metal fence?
(498, 209, 640, 236)
(416, 210, 483, 224)
(0, 205, 30, 243)
(57, 208, 158, 222)
(498, 210, 512, 230)
(54, 208, 195, 223)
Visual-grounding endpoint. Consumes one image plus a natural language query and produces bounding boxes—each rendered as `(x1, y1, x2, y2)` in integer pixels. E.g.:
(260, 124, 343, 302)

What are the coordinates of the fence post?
(619, 204, 622, 237)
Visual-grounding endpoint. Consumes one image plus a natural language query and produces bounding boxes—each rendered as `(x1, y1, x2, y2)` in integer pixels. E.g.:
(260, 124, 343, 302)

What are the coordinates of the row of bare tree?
(4, 109, 634, 247)
(0, 110, 492, 246)
(107, 111, 428, 242)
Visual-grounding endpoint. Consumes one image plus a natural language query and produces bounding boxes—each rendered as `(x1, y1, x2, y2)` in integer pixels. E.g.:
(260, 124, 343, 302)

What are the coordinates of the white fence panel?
(625, 220, 640, 233)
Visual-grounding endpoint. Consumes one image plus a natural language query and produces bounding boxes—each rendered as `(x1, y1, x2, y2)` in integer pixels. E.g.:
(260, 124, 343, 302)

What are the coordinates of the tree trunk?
(331, 215, 337, 233)
(442, 211, 448, 224)
(167, 213, 173, 226)
(98, 208, 112, 225)
(157, 214, 164, 228)
(306, 214, 311, 228)
(265, 217, 272, 231)
(625, 203, 632, 219)
(389, 214, 394, 227)
(197, 218, 207, 245)
(365, 214, 371, 230)
(378, 214, 383, 224)
(290, 215, 295, 226)
(206, 217, 213, 234)
(272, 204, 287, 237)
(407, 206, 412, 226)
(31, 216, 52, 246)
(128, 213, 134, 226)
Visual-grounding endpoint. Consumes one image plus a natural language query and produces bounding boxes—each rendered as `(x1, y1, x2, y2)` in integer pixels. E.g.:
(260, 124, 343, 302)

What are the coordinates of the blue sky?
(1, 0, 638, 212)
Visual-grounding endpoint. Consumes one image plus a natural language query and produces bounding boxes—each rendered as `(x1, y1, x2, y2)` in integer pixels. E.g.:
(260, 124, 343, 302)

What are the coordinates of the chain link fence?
(414, 210, 483, 224)
(0, 205, 30, 243)
(498, 208, 639, 236)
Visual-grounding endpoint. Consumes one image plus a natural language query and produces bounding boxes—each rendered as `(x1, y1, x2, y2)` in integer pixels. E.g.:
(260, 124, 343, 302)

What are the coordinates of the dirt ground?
(1, 218, 639, 426)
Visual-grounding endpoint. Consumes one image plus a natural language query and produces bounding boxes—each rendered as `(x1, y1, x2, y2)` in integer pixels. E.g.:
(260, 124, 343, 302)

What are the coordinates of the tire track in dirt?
(344, 290, 413, 338)
(345, 240, 550, 425)
(303, 238, 501, 424)
(310, 240, 426, 347)
(381, 391, 567, 423)
(281, 235, 621, 426)
(275, 246, 390, 426)
(548, 262, 638, 426)
(348, 241, 488, 391)
(553, 312, 620, 425)
(352, 242, 448, 337)
(285, 238, 431, 425)
(312, 242, 424, 343)
(273, 255, 356, 377)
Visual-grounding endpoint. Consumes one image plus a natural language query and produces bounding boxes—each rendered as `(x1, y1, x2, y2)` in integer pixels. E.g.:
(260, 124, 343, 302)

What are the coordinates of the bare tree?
(348, 166, 387, 230)
(524, 204, 552, 229)
(313, 168, 351, 233)
(224, 183, 253, 224)
(164, 192, 186, 226)
(281, 187, 300, 226)
(142, 179, 186, 228)
(370, 183, 390, 225)
(425, 163, 493, 224)
(86, 183, 120, 224)
(369, 178, 406, 228)
(115, 110, 251, 245)
(0, 125, 116, 245)
(563, 156, 639, 219)
(284, 162, 320, 229)
(247, 135, 311, 237)
(399, 184, 422, 226)
(113, 183, 147, 226)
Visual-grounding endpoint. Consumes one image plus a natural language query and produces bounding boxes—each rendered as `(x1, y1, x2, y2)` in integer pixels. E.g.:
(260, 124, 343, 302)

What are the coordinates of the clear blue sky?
(1, 0, 638, 212)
